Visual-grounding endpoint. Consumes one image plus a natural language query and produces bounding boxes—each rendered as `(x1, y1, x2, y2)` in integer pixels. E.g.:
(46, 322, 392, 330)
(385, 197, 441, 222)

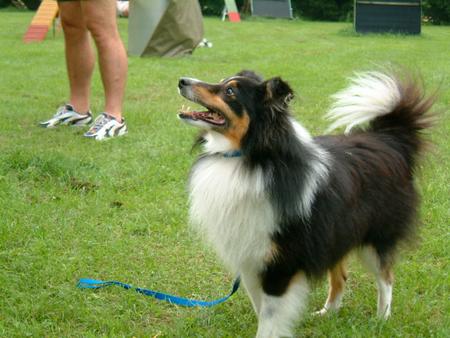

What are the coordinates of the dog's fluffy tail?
(326, 70, 436, 160)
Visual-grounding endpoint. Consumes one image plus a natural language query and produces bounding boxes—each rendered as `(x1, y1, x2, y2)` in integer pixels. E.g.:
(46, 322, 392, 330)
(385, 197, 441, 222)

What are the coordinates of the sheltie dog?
(177, 69, 434, 337)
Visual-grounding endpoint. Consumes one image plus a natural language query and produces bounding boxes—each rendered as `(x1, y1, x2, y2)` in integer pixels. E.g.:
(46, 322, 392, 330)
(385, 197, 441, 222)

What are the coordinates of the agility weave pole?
(23, 0, 59, 43)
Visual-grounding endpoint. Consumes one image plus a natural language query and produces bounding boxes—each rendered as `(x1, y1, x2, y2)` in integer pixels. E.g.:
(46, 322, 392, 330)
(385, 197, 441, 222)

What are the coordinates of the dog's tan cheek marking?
(223, 82, 249, 147)
(194, 86, 234, 107)
(222, 112, 250, 149)
(193, 86, 250, 149)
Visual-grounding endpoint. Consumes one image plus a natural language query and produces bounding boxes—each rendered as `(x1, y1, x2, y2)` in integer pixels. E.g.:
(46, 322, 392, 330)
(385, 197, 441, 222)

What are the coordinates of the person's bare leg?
(59, 1, 94, 114)
(82, 0, 127, 121)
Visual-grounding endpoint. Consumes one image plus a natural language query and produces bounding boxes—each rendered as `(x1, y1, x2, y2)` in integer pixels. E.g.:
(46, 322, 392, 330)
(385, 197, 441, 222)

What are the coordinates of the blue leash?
(77, 277, 240, 307)
(78, 151, 243, 307)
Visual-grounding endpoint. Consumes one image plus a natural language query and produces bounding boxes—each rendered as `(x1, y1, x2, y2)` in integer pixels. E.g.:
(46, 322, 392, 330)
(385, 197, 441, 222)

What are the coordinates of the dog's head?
(178, 70, 294, 150)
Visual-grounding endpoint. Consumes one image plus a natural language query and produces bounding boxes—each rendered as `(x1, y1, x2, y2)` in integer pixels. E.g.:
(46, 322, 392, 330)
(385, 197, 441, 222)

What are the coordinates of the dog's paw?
(313, 308, 329, 316)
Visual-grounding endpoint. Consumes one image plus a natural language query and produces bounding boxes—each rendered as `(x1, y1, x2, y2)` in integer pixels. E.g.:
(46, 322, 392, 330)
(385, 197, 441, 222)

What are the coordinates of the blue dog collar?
(223, 150, 242, 158)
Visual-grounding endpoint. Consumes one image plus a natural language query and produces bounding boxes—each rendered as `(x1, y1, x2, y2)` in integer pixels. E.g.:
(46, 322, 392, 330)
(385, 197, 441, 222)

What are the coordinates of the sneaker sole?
(85, 125, 128, 140)
(40, 114, 92, 128)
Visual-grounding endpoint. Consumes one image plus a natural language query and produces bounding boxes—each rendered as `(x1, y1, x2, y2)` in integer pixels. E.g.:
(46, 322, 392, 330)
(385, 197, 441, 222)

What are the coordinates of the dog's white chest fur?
(189, 156, 276, 273)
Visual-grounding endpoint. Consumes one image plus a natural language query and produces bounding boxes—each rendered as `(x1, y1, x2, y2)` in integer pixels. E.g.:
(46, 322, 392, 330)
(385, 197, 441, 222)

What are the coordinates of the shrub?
(423, 0, 450, 24)
(292, 0, 353, 21)
(199, 0, 246, 16)
(193, 0, 450, 25)
(199, 0, 352, 21)
(0, 0, 10, 8)
(0, 0, 41, 10)
(23, 0, 41, 10)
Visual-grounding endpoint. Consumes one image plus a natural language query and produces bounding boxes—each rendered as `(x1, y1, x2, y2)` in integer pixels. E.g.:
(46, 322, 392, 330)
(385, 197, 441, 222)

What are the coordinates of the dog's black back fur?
(233, 71, 434, 296)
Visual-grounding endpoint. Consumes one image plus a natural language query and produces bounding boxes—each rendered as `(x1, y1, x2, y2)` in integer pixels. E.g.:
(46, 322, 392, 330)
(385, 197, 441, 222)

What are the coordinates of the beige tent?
(128, 0, 204, 57)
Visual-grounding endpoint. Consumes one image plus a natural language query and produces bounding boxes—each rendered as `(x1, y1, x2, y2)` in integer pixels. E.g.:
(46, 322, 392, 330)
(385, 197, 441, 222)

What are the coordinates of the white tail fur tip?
(325, 71, 402, 134)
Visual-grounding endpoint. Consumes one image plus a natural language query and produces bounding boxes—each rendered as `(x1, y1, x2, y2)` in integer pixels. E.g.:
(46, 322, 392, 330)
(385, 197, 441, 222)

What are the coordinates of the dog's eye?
(226, 87, 234, 96)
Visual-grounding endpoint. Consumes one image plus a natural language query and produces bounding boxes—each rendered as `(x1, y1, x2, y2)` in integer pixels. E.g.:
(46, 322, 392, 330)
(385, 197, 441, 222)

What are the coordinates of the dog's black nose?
(178, 78, 190, 89)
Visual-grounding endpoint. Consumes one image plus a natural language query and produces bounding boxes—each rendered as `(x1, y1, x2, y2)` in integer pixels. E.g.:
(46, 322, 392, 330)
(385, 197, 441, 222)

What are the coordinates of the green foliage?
(0, 0, 41, 10)
(423, 0, 450, 24)
(199, 0, 246, 16)
(199, 0, 353, 21)
(292, 0, 353, 21)
(200, 0, 450, 24)
(198, 0, 223, 16)
(23, 0, 41, 10)
(0, 9, 449, 337)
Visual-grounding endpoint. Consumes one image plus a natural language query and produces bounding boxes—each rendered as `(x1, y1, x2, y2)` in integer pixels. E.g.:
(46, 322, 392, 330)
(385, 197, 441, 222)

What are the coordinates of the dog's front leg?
(241, 268, 263, 316)
(256, 273, 309, 338)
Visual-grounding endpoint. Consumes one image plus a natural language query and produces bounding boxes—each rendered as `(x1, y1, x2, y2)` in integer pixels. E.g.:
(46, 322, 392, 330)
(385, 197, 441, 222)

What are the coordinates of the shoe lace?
(90, 114, 111, 132)
(54, 105, 70, 117)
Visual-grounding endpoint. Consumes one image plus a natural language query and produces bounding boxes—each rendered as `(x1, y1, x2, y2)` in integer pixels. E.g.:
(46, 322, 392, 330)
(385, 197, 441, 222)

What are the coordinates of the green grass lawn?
(0, 8, 449, 337)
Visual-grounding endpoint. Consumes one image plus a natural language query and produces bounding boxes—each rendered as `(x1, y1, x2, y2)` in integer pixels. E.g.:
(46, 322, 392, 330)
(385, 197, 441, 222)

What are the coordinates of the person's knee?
(61, 14, 87, 37)
(85, 19, 119, 47)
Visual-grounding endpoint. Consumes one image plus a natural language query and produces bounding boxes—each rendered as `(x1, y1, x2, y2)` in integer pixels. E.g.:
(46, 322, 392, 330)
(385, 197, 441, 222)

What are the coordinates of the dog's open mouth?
(178, 105, 226, 127)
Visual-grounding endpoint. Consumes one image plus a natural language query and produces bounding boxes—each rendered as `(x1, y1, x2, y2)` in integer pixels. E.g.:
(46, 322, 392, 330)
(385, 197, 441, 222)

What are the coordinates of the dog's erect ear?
(235, 70, 264, 82)
(263, 77, 294, 105)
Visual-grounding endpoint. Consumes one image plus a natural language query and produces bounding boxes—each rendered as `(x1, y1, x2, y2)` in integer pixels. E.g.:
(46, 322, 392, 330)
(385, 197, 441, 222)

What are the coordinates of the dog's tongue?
(178, 106, 226, 126)
(192, 110, 225, 124)
(192, 111, 211, 119)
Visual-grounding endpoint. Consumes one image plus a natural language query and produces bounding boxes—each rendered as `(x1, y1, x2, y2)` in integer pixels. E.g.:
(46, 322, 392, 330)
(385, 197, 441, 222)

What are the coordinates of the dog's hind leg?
(359, 246, 394, 319)
(256, 272, 309, 338)
(315, 259, 347, 315)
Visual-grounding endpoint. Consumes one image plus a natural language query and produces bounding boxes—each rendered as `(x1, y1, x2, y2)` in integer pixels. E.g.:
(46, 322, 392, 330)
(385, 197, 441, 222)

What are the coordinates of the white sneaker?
(40, 104, 92, 128)
(84, 113, 127, 140)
